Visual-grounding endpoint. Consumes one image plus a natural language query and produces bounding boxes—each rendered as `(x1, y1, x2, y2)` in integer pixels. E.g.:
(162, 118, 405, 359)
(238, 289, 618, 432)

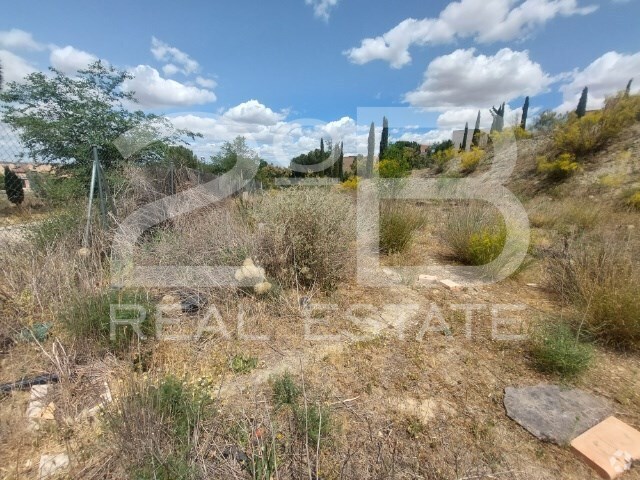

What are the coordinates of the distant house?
(0, 163, 53, 190)
(342, 155, 357, 173)
(419, 144, 430, 155)
(452, 130, 488, 151)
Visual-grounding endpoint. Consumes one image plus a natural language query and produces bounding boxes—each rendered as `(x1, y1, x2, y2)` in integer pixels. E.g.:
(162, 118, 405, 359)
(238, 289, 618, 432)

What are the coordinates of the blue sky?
(1, 0, 640, 163)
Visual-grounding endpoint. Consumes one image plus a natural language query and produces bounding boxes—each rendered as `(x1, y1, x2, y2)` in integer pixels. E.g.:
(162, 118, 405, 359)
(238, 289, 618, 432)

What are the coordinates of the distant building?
(419, 144, 429, 155)
(452, 130, 488, 151)
(0, 163, 53, 190)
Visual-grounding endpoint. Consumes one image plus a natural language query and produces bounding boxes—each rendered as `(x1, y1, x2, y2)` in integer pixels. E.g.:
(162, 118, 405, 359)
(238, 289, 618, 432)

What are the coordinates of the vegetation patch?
(530, 321, 593, 378)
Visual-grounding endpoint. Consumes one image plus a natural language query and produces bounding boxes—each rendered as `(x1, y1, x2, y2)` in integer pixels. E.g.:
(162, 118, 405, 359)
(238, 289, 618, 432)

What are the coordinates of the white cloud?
(49, 45, 98, 74)
(124, 65, 216, 108)
(0, 49, 36, 83)
(405, 48, 553, 109)
(151, 37, 199, 75)
(223, 99, 286, 125)
(305, 0, 340, 21)
(0, 29, 43, 51)
(345, 0, 597, 68)
(195, 76, 217, 88)
(557, 50, 640, 112)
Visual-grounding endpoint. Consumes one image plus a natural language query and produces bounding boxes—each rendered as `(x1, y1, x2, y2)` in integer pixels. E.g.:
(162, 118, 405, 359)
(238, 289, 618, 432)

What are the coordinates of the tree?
(521, 96, 530, 130)
(379, 116, 389, 160)
(366, 122, 375, 178)
(472, 110, 481, 147)
(338, 141, 344, 179)
(625, 79, 633, 98)
(576, 87, 588, 118)
(165, 145, 200, 169)
(320, 138, 325, 156)
(4, 166, 24, 205)
(0, 61, 197, 172)
(461, 122, 469, 151)
(289, 138, 331, 177)
(209, 136, 260, 179)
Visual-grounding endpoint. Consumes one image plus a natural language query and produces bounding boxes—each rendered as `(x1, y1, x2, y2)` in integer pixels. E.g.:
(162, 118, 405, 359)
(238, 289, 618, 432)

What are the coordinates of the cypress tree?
(520, 96, 529, 130)
(472, 110, 481, 147)
(338, 141, 344, 180)
(366, 122, 375, 178)
(320, 138, 324, 155)
(576, 87, 588, 118)
(379, 116, 389, 160)
(461, 122, 469, 151)
(4, 166, 24, 205)
(625, 78, 633, 98)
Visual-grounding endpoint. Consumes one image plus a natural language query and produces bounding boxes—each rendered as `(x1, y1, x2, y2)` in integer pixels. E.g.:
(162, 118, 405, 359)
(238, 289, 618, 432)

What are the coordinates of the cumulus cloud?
(124, 65, 216, 108)
(0, 49, 36, 83)
(404, 48, 553, 109)
(305, 0, 340, 21)
(223, 99, 286, 125)
(345, 0, 597, 68)
(195, 76, 217, 88)
(151, 36, 199, 75)
(557, 50, 640, 112)
(49, 45, 98, 74)
(0, 29, 43, 51)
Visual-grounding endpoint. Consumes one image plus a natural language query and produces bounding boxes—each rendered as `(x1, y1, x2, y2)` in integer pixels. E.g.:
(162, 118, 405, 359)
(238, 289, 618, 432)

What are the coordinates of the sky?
(1, 0, 640, 164)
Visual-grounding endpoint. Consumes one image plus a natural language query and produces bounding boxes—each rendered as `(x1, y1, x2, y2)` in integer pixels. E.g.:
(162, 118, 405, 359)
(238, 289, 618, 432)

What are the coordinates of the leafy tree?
(379, 116, 389, 160)
(533, 110, 566, 132)
(209, 136, 260, 178)
(521, 96, 530, 130)
(472, 111, 481, 147)
(4, 166, 24, 205)
(382, 141, 422, 170)
(289, 138, 332, 177)
(255, 160, 290, 189)
(165, 145, 201, 169)
(576, 87, 588, 118)
(0, 61, 197, 172)
(461, 122, 469, 151)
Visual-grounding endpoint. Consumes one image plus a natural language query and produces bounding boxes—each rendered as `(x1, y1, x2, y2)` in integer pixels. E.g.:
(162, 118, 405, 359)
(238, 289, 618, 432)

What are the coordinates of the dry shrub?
(527, 197, 603, 233)
(252, 187, 355, 290)
(104, 374, 211, 479)
(546, 233, 640, 349)
(379, 202, 425, 254)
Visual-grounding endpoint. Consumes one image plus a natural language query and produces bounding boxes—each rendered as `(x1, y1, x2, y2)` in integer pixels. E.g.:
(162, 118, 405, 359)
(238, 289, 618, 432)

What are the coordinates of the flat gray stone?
(504, 384, 612, 445)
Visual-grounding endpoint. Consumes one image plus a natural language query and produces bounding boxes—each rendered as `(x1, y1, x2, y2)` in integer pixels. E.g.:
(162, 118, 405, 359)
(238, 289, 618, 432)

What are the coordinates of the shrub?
(530, 321, 593, 378)
(341, 175, 360, 190)
(546, 235, 640, 349)
(4, 167, 24, 205)
(431, 147, 456, 173)
(553, 93, 640, 156)
(253, 187, 355, 290)
(271, 371, 301, 406)
(61, 289, 154, 352)
(459, 148, 485, 174)
(27, 207, 83, 248)
(294, 403, 332, 446)
(441, 203, 506, 266)
(627, 190, 640, 210)
(230, 354, 258, 374)
(106, 375, 210, 479)
(378, 158, 410, 178)
(379, 203, 425, 254)
(537, 153, 580, 181)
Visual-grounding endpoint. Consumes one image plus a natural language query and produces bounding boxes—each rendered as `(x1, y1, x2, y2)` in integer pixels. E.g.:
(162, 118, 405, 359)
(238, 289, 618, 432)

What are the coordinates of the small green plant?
(379, 203, 425, 254)
(530, 321, 593, 378)
(295, 403, 332, 446)
(627, 190, 640, 210)
(271, 371, 301, 406)
(61, 289, 154, 352)
(230, 354, 258, 374)
(537, 153, 580, 181)
(27, 208, 83, 248)
(106, 375, 210, 480)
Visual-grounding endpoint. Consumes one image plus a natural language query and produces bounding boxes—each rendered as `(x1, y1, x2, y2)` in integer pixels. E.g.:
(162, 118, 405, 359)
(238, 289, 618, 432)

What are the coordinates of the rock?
(504, 385, 612, 445)
(382, 268, 402, 283)
(76, 247, 91, 258)
(526, 283, 540, 288)
(39, 453, 69, 479)
(440, 279, 463, 291)
(26, 385, 50, 430)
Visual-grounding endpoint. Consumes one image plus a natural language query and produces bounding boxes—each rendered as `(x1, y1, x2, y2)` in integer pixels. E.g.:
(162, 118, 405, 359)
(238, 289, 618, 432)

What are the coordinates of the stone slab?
(504, 385, 612, 445)
(571, 416, 640, 479)
(440, 279, 463, 291)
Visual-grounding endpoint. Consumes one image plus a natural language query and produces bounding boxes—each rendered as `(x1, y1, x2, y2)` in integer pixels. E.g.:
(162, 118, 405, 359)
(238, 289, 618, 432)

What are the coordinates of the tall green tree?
(4, 166, 24, 205)
(320, 138, 325, 156)
(0, 61, 197, 172)
(520, 96, 530, 130)
(472, 110, 481, 147)
(379, 116, 389, 160)
(461, 122, 469, 151)
(625, 78, 633, 98)
(366, 122, 375, 178)
(576, 87, 588, 118)
(210, 136, 260, 178)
